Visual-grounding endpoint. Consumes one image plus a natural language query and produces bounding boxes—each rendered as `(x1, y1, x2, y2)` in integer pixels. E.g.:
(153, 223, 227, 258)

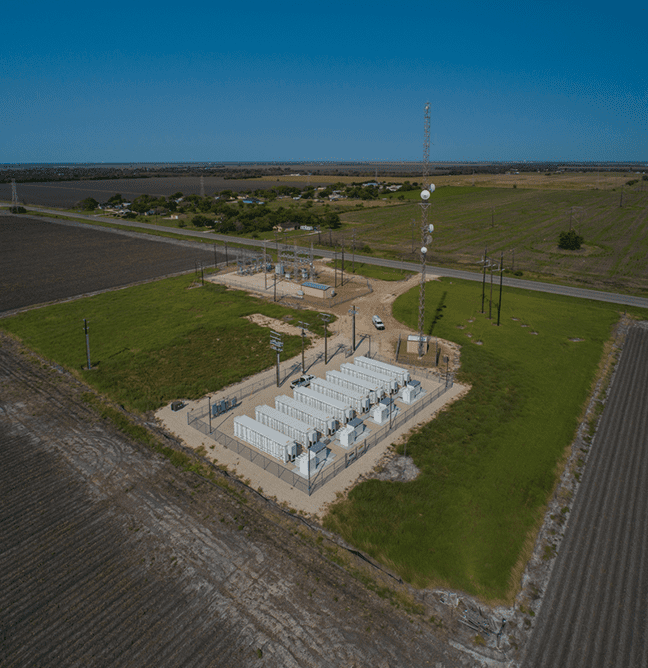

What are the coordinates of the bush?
(9, 206, 27, 214)
(77, 197, 99, 211)
(558, 229, 584, 250)
(191, 214, 212, 227)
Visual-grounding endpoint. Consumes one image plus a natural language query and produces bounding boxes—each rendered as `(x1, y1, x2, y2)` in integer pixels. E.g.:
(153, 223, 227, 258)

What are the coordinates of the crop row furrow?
(583, 376, 648, 667)
(529, 358, 635, 668)
(524, 327, 648, 667)
(561, 330, 647, 666)
(49, 571, 181, 665)
(88, 573, 200, 666)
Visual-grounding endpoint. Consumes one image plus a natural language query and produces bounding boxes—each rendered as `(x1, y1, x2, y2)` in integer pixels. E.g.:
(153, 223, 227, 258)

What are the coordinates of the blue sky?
(1, 0, 646, 163)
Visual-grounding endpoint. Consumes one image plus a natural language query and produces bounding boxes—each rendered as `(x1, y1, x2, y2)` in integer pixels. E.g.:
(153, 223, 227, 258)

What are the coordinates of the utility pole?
(341, 241, 345, 286)
(224, 242, 229, 266)
(352, 230, 357, 272)
(83, 319, 92, 370)
(334, 251, 338, 288)
(480, 248, 489, 314)
(298, 321, 309, 373)
(319, 313, 331, 364)
(348, 305, 358, 352)
(270, 331, 283, 387)
(273, 272, 277, 302)
(264, 241, 268, 289)
(497, 252, 504, 326)
(489, 260, 495, 319)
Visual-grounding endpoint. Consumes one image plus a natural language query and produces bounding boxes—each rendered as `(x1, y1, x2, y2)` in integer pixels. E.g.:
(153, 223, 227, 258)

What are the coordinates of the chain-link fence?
(188, 374, 453, 495)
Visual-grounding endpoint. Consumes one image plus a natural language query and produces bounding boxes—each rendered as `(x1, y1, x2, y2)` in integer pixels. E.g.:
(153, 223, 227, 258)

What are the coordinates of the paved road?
(16, 207, 648, 310)
(523, 324, 648, 667)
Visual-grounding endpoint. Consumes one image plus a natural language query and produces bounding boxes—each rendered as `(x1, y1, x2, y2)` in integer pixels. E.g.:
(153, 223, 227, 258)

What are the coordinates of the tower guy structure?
(418, 102, 435, 357)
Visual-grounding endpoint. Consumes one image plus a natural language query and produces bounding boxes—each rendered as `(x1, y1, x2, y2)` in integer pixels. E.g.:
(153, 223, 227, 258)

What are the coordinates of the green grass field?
(337, 185, 648, 293)
(323, 278, 648, 601)
(1, 275, 329, 413)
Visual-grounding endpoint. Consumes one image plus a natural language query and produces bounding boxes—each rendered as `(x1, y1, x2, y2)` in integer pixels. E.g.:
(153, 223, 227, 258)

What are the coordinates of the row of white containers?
(339, 362, 398, 394)
(233, 415, 297, 463)
(232, 357, 410, 464)
(309, 377, 370, 413)
(275, 395, 338, 435)
(293, 386, 354, 423)
(354, 356, 410, 385)
(325, 370, 385, 404)
(255, 405, 319, 446)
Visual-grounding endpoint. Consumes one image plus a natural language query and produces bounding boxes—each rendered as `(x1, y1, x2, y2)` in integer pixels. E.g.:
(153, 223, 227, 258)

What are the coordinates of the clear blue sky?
(2, 0, 646, 163)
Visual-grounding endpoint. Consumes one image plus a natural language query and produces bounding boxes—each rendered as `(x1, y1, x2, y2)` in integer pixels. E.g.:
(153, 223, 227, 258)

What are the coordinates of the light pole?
(348, 305, 358, 352)
(319, 312, 331, 364)
(270, 331, 283, 387)
(298, 321, 309, 373)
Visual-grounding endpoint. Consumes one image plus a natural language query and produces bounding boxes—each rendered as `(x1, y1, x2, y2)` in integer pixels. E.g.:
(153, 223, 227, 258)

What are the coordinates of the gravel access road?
(523, 323, 648, 667)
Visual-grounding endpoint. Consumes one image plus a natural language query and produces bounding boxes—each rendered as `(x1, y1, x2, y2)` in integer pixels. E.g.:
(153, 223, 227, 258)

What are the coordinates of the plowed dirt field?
(0, 215, 219, 313)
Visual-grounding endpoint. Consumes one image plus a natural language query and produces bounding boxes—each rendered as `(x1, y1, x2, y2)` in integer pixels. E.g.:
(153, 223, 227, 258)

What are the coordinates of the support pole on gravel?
(348, 305, 358, 352)
(83, 319, 92, 370)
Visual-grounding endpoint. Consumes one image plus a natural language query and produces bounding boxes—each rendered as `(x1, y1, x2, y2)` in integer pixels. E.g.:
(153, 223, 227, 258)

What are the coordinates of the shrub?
(558, 229, 584, 250)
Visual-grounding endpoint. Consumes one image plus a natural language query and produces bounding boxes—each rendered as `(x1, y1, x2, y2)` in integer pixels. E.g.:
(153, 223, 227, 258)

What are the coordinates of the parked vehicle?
(290, 374, 315, 389)
(372, 315, 385, 330)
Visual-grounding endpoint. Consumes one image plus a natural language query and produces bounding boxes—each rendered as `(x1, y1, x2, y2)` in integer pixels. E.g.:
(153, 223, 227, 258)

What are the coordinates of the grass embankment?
(324, 278, 648, 601)
(2, 275, 330, 413)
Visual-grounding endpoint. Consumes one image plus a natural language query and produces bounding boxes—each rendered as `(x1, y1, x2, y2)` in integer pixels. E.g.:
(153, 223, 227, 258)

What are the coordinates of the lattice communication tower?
(418, 102, 432, 356)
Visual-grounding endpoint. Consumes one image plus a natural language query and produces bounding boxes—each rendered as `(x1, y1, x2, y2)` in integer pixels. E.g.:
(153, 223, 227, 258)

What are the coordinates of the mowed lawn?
(324, 278, 647, 601)
(1, 275, 325, 413)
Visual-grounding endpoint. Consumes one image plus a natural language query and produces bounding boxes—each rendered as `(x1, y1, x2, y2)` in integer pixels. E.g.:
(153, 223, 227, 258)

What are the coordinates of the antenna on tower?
(423, 101, 430, 182)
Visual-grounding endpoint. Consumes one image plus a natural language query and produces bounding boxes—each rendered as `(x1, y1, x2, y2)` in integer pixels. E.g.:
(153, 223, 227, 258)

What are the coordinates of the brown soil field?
(0, 215, 219, 313)
(0, 333, 467, 668)
(0, 177, 330, 209)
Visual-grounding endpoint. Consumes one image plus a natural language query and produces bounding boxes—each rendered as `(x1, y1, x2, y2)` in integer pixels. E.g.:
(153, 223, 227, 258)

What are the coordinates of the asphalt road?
(523, 324, 648, 667)
(14, 208, 648, 310)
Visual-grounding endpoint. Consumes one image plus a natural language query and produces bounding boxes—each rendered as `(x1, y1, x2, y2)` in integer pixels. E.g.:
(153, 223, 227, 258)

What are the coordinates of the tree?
(191, 214, 211, 227)
(558, 229, 584, 250)
(77, 197, 99, 211)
